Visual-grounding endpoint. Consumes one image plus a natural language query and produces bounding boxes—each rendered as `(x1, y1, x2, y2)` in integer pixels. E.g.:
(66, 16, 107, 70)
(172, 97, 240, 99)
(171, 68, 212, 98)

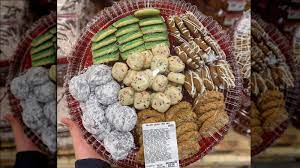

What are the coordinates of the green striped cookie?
(115, 24, 139, 37)
(145, 41, 170, 50)
(92, 26, 117, 42)
(50, 27, 56, 34)
(120, 44, 146, 60)
(141, 24, 167, 34)
(113, 15, 139, 28)
(92, 35, 116, 51)
(92, 43, 118, 58)
(32, 55, 55, 67)
(31, 47, 55, 61)
(139, 16, 164, 26)
(119, 38, 144, 52)
(143, 32, 168, 42)
(31, 31, 53, 47)
(134, 8, 160, 18)
(117, 30, 143, 44)
(30, 40, 53, 55)
(93, 51, 119, 64)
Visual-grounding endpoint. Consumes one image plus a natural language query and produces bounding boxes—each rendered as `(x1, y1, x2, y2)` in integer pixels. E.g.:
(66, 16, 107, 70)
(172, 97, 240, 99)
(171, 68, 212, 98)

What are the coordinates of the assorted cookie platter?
(7, 12, 57, 153)
(250, 14, 295, 156)
(65, 0, 241, 167)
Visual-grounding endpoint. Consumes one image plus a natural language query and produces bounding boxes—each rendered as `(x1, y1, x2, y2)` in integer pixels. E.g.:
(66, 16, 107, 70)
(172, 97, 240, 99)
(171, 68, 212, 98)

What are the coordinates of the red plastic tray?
(65, 0, 242, 167)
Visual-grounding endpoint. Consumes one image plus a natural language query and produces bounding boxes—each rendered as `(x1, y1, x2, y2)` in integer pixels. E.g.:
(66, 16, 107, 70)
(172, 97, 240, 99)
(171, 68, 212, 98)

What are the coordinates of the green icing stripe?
(139, 16, 164, 26)
(134, 8, 160, 18)
(32, 55, 55, 67)
(92, 35, 117, 50)
(92, 43, 118, 58)
(141, 24, 167, 34)
(30, 40, 53, 55)
(143, 32, 168, 42)
(31, 47, 55, 61)
(117, 30, 143, 45)
(92, 26, 117, 42)
(120, 44, 145, 60)
(145, 40, 170, 50)
(31, 31, 53, 47)
(119, 38, 144, 52)
(93, 51, 119, 64)
(115, 24, 139, 37)
(113, 15, 139, 28)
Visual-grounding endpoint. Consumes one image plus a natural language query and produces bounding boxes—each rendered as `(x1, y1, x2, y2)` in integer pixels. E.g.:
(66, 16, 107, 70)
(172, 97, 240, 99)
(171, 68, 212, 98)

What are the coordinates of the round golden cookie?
(251, 126, 264, 136)
(193, 91, 224, 107)
(167, 110, 197, 127)
(177, 131, 200, 143)
(199, 111, 229, 137)
(259, 99, 285, 112)
(261, 107, 286, 119)
(195, 101, 225, 115)
(137, 109, 165, 122)
(165, 101, 192, 121)
(136, 116, 166, 135)
(176, 122, 198, 138)
(135, 145, 144, 163)
(257, 90, 284, 105)
(263, 112, 288, 132)
(197, 109, 219, 126)
(178, 140, 200, 160)
(199, 126, 219, 138)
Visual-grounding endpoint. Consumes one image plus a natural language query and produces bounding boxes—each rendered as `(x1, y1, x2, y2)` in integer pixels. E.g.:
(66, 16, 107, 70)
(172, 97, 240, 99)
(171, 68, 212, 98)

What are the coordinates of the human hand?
(61, 117, 107, 161)
(4, 114, 42, 153)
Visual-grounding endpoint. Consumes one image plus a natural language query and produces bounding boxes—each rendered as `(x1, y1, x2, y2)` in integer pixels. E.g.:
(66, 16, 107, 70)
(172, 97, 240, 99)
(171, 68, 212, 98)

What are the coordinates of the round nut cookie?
(177, 131, 200, 143)
(178, 140, 200, 160)
(176, 122, 199, 138)
(165, 101, 192, 120)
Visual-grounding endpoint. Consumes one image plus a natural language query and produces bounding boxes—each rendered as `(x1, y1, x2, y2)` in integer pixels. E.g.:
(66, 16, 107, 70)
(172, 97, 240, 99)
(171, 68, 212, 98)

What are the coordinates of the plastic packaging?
(65, 0, 242, 167)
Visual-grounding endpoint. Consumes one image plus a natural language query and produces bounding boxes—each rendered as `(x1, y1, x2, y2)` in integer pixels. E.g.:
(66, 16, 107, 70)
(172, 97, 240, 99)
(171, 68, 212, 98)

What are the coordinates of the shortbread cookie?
(112, 62, 128, 82)
(126, 52, 145, 70)
(141, 50, 153, 68)
(123, 69, 138, 86)
(151, 92, 171, 113)
(134, 91, 151, 110)
(151, 55, 169, 74)
(118, 87, 135, 106)
(131, 71, 150, 91)
(168, 56, 185, 73)
(92, 26, 117, 42)
(167, 72, 185, 85)
(164, 85, 183, 105)
(152, 75, 168, 92)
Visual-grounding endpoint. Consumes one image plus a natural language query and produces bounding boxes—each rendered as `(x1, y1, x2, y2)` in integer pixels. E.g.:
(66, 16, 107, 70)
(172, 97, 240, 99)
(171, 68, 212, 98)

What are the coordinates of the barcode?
(166, 161, 178, 167)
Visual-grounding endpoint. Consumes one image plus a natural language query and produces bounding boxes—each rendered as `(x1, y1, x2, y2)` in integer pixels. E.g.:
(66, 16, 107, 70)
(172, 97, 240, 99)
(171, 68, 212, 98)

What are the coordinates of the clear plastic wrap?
(251, 14, 296, 156)
(64, 0, 242, 167)
(6, 12, 56, 154)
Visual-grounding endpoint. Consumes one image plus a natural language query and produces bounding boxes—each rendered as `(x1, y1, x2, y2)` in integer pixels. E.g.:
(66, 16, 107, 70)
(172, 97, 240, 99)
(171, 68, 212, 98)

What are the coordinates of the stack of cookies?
(250, 103, 263, 148)
(135, 109, 165, 162)
(193, 91, 229, 137)
(165, 102, 200, 160)
(136, 8, 169, 50)
(30, 26, 56, 66)
(257, 90, 288, 132)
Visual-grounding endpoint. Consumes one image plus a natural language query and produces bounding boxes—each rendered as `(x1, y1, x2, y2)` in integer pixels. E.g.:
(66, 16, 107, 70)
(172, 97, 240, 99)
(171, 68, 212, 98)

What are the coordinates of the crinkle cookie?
(105, 103, 137, 132)
(69, 75, 90, 101)
(95, 80, 120, 105)
(112, 62, 128, 82)
(43, 101, 56, 125)
(118, 87, 135, 106)
(10, 75, 30, 99)
(21, 99, 45, 130)
(41, 124, 56, 153)
(34, 81, 55, 102)
(25, 67, 49, 85)
(104, 131, 135, 160)
(85, 64, 112, 86)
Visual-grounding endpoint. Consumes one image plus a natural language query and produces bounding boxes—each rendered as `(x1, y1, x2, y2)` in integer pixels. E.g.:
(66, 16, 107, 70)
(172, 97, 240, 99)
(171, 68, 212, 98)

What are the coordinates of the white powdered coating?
(104, 131, 134, 160)
(85, 64, 113, 86)
(69, 75, 90, 102)
(113, 106, 137, 132)
(41, 123, 57, 153)
(105, 102, 122, 124)
(25, 67, 49, 85)
(33, 81, 55, 102)
(10, 75, 30, 99)
(95, 80, 120, 105)
(21, 99, 45, 130)
(43, 101, 56, 125)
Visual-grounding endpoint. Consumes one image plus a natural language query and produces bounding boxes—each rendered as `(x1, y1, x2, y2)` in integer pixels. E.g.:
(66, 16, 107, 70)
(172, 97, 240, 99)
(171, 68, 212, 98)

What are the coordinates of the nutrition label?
(142, 122, 179, 168)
